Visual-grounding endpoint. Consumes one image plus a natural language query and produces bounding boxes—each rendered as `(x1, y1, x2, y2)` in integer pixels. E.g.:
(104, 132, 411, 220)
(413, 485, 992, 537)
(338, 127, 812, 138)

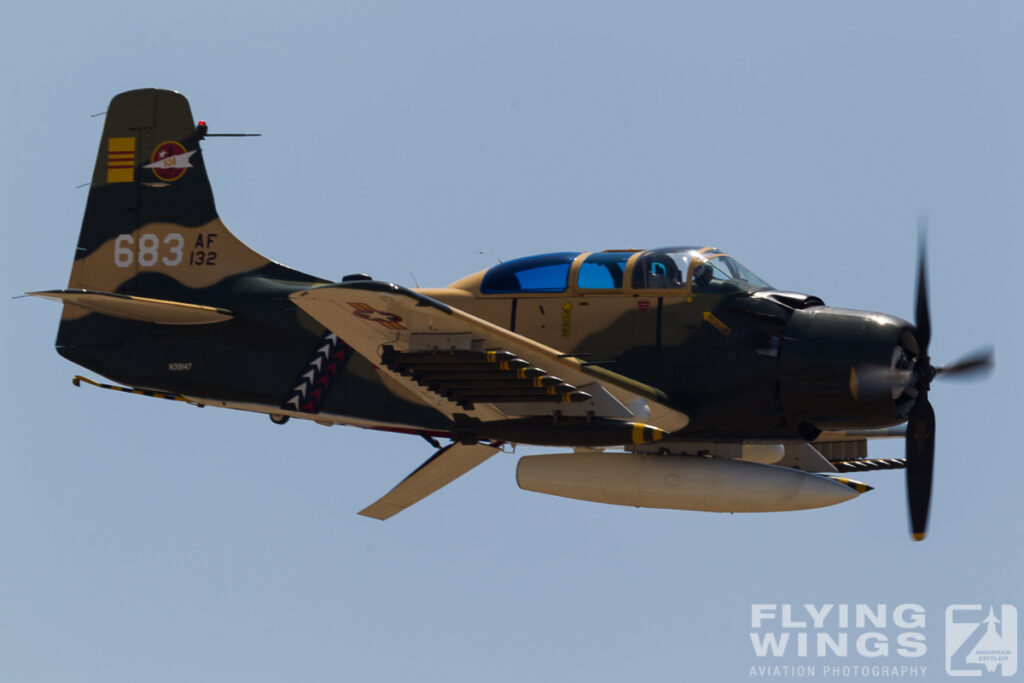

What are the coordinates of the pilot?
(692, 262, 714, 290)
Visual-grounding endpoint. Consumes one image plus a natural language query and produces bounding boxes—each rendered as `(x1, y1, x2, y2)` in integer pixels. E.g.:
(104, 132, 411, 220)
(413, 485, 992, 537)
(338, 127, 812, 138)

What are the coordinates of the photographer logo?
(946, 605, 1017, 677)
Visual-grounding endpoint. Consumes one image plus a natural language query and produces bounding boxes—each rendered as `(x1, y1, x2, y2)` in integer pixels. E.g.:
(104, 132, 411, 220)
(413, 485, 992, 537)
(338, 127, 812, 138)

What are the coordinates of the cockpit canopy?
(473, 247, 771, 295)
(481, 252, 579, 294)
(632, 247, 772, 293)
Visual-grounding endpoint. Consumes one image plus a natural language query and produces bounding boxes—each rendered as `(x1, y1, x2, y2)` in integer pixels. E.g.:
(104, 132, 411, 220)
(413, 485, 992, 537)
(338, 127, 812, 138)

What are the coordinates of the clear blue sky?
(2, 2, 1021, 681)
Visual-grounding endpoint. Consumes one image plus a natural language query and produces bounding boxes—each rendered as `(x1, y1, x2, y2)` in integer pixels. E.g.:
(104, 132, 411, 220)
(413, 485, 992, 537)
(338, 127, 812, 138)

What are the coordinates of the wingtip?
(358, 506, 395, 521)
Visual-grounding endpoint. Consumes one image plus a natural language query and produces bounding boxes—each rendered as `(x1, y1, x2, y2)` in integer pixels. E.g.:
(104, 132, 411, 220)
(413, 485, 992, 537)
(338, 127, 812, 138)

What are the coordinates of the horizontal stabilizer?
(28, 289, 232, 325)
(359, 441, 500, 520)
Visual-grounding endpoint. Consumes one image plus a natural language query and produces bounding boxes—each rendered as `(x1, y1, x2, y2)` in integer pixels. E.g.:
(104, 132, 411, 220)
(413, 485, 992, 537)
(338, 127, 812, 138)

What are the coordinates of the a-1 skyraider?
(33, 89, 992, 539)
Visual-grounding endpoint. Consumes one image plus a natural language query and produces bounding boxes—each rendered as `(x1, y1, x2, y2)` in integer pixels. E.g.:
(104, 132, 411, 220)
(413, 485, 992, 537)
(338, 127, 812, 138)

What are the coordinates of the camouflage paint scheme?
(49, 89, 917, 448)
(55, 90, 447, 435)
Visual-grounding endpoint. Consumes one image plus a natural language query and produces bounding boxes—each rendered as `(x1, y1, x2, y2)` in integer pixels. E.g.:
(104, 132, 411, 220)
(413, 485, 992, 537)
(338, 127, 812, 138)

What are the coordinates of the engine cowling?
(779, 306, 916, 431)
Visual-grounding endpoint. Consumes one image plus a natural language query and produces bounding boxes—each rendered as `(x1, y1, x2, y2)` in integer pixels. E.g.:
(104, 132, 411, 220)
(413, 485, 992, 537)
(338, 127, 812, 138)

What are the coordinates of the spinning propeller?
(899, 224, 992, 540)
(850, 222, 993, 539)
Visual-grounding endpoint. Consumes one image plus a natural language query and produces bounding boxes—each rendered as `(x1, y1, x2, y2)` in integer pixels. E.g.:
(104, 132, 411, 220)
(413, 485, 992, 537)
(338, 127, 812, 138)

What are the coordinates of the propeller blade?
(905, 396, 936, 541)
(937, 347, 995, 379)
(914, 219, 931, 353)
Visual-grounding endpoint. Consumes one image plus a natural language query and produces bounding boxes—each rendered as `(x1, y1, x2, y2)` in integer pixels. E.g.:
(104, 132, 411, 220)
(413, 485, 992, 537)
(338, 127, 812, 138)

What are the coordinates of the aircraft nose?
(779, 307, 914, 433)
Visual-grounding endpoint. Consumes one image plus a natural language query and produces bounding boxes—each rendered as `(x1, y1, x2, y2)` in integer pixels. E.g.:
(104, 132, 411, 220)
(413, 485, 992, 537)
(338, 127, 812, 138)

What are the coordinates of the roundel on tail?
(146, 141, 194, 182)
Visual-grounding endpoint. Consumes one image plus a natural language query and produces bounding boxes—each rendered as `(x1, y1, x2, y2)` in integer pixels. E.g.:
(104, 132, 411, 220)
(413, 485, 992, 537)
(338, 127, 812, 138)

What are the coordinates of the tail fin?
(66, 88, 319, 312)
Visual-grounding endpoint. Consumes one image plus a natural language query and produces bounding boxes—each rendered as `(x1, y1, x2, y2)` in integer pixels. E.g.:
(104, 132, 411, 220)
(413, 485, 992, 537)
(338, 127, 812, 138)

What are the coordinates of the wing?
(290, 281, 689, 437)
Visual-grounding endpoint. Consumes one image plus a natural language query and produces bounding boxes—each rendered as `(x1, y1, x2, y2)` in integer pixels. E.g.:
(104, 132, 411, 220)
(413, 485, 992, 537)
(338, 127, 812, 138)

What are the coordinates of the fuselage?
(57, 245, 917, 445)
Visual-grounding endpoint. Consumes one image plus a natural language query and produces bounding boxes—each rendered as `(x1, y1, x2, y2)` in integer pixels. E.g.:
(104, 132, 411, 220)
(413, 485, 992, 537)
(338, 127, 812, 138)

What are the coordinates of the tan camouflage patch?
(63, 218, 270, 320)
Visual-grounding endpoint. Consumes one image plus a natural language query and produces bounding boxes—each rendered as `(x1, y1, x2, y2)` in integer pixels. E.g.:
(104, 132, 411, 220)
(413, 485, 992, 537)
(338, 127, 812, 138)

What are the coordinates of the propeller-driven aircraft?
(32, 89, 992, 539)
